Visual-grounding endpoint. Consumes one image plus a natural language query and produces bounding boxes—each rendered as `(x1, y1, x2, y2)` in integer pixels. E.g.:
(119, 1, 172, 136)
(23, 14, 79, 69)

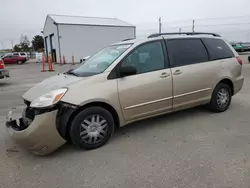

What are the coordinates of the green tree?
(13, 44, 22, 52)
(19, 34, 30, 51)
(31, 35, 44, 51)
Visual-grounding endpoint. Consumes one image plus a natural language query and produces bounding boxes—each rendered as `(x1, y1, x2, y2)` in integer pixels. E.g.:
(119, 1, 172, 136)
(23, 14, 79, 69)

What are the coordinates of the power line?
(160, 14, 250, 25)
(193, 14, 250, 21)
(162, 22, 250, 29)
(195, 22, 250, 27)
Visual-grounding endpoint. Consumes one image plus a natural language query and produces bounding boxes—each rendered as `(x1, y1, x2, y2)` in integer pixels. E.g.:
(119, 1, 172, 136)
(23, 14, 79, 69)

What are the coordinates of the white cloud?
(0, 0, 250, 48)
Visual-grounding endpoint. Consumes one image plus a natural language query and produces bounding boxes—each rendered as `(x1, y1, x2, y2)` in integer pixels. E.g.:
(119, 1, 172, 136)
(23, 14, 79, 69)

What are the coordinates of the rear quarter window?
(166, 38, 209, 67)
(202, 38, 234, 60)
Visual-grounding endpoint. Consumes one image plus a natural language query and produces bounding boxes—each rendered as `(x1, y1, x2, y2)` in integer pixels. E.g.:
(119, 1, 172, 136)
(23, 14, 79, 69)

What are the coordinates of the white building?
(43, 14, 136, 63)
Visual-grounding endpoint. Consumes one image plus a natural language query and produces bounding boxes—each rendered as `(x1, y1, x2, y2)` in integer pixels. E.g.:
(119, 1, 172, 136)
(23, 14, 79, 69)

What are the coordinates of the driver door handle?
(160, 72, 170, 78)
(173, 70, 183, 75)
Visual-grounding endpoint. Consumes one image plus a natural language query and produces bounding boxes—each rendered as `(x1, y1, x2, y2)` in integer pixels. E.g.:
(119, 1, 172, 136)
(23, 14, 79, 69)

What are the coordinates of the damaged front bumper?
(0, 69, 10, 79)
(6, 109, 66, 155)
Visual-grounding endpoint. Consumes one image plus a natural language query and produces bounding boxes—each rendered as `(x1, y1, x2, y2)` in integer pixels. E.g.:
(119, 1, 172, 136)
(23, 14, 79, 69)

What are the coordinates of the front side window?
(166, 39, 209, 67)
(121, 41, 165, 74)
(202, 38, 234, 60)
(71, 44, 132, 77)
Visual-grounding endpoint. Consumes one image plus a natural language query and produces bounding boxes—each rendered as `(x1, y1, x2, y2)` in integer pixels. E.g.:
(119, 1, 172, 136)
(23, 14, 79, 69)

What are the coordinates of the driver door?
(117, 41, 173, 122)
(3, 56, 12, 64)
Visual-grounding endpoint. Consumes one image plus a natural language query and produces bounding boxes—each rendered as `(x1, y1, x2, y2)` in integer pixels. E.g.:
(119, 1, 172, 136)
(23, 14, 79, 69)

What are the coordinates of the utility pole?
(179, 28, 182, 34)
(159, 17, 162, 33)
(11, 40, 13, 49)
(192, 20, 195, 33)
(1, 41, 3, 50)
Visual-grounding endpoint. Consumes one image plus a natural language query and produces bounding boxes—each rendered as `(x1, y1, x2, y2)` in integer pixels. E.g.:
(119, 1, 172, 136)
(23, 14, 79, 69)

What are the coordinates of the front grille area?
(22, 100, 54, 127)
(24, 107, 36, 120)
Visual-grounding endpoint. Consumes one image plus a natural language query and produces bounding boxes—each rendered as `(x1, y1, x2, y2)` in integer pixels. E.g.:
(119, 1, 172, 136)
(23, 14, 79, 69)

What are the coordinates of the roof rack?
(148, 32, 221, 38)
(122, 38, 135, 41)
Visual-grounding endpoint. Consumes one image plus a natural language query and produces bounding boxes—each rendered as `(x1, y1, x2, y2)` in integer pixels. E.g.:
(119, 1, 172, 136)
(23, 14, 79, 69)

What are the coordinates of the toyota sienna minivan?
(6, 32, 244, 155)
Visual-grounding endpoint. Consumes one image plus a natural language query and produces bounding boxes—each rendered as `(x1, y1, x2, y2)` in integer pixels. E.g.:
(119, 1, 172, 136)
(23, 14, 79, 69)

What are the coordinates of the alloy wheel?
(79, 114, 108, 144)
(216, 88, 230, 109)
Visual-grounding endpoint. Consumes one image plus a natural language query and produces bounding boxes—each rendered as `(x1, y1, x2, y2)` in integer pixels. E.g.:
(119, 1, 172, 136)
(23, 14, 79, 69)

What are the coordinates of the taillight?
(0, 60, 4, 69)
(236, 56, 243, 65)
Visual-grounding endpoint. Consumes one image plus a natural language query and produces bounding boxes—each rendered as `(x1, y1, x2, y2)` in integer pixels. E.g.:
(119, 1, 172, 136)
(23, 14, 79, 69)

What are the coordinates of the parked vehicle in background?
(35, 52, 43, 63)
(241, 43, 250, 52)
(2, 55, 27, 64)
(0, 57, 10, 79)
(13, 52, 28, 59)
(231, 43, 244, 52)
(248, 55, 250, 63)
(6, 32, 244, 155)
(1, 53, 13, 58)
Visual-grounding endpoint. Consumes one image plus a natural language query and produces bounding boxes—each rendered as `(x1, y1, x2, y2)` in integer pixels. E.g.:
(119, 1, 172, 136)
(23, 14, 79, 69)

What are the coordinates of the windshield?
(71, 44, 132, 76)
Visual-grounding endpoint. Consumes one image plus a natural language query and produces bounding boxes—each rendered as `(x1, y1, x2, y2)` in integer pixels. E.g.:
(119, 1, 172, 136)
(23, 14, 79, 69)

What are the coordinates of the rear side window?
(166, 39, 209, 67)
(202, 38, 234, 60)
(20, 53, 26, 55)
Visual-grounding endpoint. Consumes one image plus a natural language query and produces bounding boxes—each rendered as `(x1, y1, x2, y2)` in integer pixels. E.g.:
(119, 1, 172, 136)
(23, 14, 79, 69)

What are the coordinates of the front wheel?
(69, 107, 115, 150)
(17, 60, 23, 65)
(209, 83, 232, 112)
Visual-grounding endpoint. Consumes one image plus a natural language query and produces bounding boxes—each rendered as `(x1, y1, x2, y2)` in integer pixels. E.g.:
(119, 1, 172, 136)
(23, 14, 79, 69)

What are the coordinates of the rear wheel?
(69, 106, 115, 150)
(209, 83, 232, 112)
(17, 60, 23, 65)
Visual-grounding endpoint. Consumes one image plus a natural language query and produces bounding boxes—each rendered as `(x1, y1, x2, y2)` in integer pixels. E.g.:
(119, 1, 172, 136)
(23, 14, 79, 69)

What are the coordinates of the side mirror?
(119, 65, 137, 77)
(80, 56, 90, 63)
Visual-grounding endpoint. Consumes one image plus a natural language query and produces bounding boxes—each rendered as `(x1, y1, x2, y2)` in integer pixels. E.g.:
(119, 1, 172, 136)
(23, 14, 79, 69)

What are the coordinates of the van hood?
(22, 73, 84, 102)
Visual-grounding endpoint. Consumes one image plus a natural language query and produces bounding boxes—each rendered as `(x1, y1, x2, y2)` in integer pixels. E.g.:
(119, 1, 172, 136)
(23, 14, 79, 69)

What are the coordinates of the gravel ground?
(0, 56, 250, 188)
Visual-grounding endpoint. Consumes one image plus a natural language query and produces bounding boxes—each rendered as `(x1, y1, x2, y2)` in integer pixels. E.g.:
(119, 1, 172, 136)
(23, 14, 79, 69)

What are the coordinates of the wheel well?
(219, 79, 234, 95)
(65, 102, 120, 140)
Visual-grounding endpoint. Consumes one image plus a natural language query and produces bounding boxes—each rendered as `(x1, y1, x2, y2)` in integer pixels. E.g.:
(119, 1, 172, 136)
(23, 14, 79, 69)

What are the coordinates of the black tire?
(17, 60, 23, 65)
(209, 83, 232, 112)
(69, 106, 115, 150)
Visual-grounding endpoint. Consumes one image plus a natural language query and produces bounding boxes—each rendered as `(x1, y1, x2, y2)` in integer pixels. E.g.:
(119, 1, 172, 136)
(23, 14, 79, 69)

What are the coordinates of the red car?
(2, 54, 27, 64)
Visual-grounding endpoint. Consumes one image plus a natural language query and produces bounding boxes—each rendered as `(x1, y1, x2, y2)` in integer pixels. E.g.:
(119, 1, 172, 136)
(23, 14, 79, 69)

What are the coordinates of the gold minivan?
(6, 32, 244, 155)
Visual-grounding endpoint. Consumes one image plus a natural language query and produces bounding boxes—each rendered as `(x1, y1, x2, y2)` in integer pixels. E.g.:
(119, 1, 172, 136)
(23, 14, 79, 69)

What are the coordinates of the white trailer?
(43, 14, 136, 63)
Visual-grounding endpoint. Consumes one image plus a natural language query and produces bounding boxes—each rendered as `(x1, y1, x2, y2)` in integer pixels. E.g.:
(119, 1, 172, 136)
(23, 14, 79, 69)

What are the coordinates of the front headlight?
(30, 88, 68, 108)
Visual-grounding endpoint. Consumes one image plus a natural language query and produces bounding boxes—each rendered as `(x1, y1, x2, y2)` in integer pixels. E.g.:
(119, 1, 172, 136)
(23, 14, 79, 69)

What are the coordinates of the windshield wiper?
(64, 69, 79, 76)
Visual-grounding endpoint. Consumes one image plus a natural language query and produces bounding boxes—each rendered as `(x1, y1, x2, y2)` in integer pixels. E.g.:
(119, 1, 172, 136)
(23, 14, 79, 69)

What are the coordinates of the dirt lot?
(0, 55, 250, 188)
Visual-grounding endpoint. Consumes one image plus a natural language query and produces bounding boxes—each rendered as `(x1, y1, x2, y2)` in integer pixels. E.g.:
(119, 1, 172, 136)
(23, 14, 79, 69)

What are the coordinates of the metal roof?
(48, 14, 134, 27)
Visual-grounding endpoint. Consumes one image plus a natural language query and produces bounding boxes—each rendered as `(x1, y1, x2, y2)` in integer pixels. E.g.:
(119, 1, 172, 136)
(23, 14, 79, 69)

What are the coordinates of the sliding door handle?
(173, 70, 182, 75)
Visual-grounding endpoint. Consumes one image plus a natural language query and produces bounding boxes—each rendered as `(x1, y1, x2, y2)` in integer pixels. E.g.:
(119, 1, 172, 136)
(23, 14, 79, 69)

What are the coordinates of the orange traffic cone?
(60, 56, 63, 66)
(63, 55, 66, 64)
(48, 55, 54, 72)
(41, 53, 45, 72)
